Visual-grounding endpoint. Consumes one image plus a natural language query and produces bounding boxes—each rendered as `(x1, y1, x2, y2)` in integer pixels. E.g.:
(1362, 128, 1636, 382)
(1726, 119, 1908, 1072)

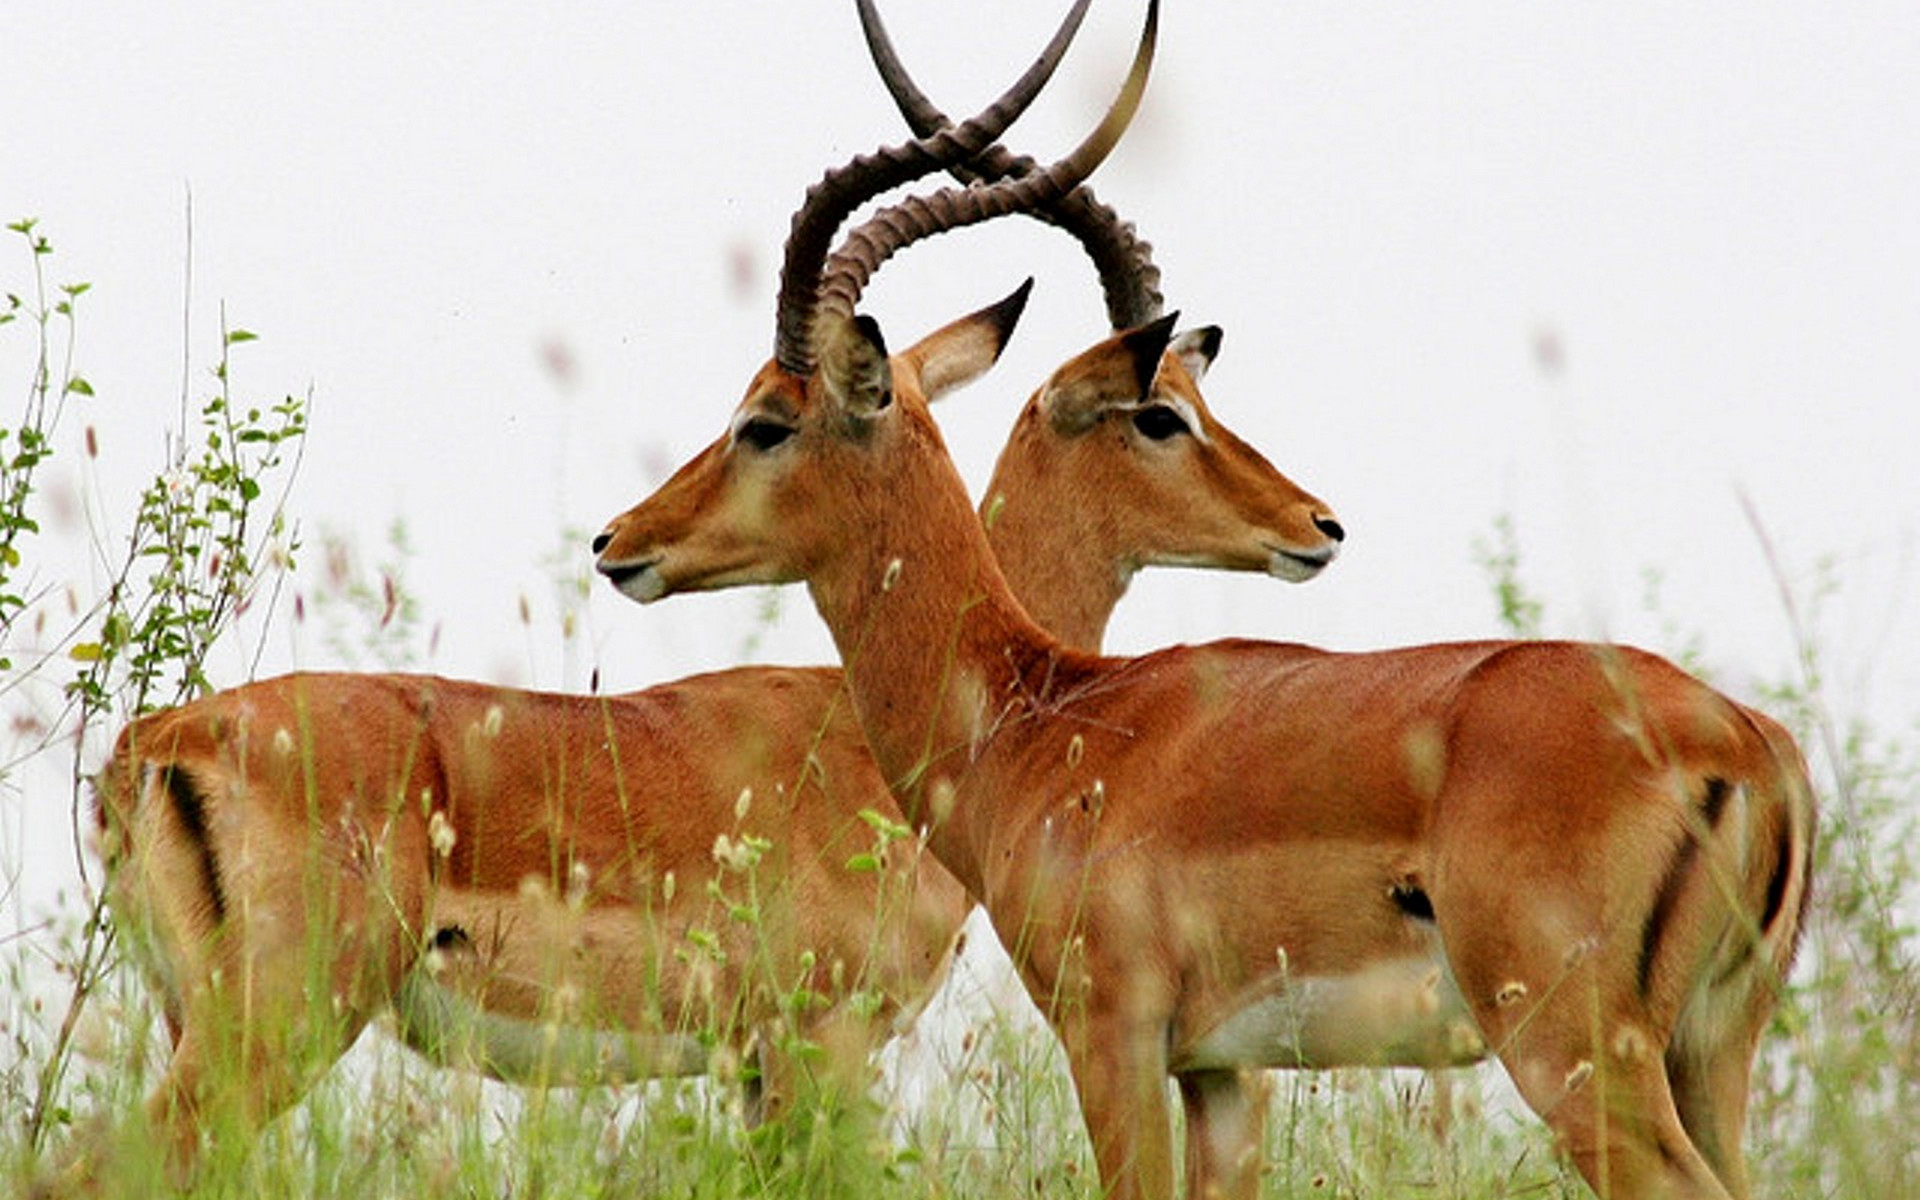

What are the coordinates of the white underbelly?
(1176, 954, 1488, 1071)
(395, 970, 710, 1085)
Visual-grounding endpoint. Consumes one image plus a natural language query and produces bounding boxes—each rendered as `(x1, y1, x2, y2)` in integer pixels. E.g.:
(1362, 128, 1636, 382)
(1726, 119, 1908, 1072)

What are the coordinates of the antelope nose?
(1313, 512, 1346, 544)
(591, 529, 613, 555)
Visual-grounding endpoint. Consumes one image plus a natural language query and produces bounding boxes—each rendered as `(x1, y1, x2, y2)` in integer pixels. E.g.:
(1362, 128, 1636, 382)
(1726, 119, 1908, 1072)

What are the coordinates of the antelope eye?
(1131, 405, 1190, 441)
(736, 418, 795, 452)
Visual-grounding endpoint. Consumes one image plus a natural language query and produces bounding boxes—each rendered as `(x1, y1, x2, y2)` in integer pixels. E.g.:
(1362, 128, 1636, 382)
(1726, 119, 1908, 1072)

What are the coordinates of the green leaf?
(857, 807, 911, 840)
(69, 642, 103, 663)
(844, 853, 880, 874)
(225, 329, 258, 345)
(65, 376, 94, 397)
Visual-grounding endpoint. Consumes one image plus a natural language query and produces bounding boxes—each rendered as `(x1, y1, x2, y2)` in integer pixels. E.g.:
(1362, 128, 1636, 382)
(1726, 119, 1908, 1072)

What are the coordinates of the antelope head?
(987, 318, 1345, 616)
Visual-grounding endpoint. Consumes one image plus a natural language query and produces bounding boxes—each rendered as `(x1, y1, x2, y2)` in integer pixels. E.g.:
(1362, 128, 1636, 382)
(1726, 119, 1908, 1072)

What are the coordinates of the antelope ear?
(1042, 311, 1178, 433)
(1120, 312, 1179, 400)
(911, 279, 1034, 403)
(1169, 325, 1222, 385)
(817, 311, 894, 418)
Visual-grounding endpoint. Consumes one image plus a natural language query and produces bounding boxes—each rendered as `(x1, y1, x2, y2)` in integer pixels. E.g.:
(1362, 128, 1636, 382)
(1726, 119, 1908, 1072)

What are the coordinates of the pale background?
(4, 0, 1916, 1129)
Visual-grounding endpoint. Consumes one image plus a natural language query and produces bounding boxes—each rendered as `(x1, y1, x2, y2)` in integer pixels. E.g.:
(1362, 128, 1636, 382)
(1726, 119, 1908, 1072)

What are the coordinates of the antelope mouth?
(597, 556, 668, 603)
(1268, 541, 1339, 583)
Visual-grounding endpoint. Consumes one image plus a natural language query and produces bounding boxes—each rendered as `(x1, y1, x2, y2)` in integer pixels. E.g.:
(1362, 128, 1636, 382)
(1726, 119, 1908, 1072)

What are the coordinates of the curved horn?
(818, 0, 1158, 326)
(857, 0, 1163, 331)
(774, 0, 1092, 375)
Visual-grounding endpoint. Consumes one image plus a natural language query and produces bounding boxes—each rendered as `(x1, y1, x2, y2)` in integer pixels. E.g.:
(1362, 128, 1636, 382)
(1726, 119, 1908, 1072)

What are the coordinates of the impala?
(73, 1, 1342, 1189)
(593, 22, 1815, 1200)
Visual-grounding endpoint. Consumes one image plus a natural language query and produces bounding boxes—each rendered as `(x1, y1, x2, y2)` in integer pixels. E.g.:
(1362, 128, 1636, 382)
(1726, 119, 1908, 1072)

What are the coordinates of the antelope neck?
(977, 397, 1144, 652)
(985, 497, 1128, 654)
(803, 407, 1093, 894)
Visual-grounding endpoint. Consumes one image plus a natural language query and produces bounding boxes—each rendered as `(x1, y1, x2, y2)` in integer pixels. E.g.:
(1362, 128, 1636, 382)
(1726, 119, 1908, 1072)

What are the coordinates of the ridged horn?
(773, 0, 1092, 375)
(857, 0, 1163, 331)
(818, 0, 1158, 326)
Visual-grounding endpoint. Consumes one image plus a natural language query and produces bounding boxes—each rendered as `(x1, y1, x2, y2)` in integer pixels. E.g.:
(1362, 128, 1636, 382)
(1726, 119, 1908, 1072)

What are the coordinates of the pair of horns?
(856, 0, 1163, 333)
(773, 0, 1160, 376)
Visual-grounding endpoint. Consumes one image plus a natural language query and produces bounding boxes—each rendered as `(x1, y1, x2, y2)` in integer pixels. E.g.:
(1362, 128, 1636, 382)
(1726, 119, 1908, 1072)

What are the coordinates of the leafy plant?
(66, 321, 305, 716)
(1, 219, 309, 1169)
(1469, 513, 1544, 639)
(0, 218, 93, 675)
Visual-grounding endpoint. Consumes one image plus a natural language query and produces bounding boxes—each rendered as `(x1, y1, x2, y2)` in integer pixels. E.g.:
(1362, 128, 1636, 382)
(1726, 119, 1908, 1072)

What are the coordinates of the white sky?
(5, 2, 1917, 912)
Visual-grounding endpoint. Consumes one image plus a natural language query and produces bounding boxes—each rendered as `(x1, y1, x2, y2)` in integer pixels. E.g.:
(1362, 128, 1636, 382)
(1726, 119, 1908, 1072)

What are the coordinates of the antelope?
(592, 16, 1815, 1200)
(70, 1, 1342, 1190)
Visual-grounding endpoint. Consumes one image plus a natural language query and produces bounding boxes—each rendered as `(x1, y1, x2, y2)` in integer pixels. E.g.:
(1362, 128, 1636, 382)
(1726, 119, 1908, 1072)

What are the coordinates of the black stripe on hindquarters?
(1710, 802, 1806, 989)
(1758, 815, 1794, 937)
(1636, 778, 1732, 999)
(164, 765, 228, 924)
